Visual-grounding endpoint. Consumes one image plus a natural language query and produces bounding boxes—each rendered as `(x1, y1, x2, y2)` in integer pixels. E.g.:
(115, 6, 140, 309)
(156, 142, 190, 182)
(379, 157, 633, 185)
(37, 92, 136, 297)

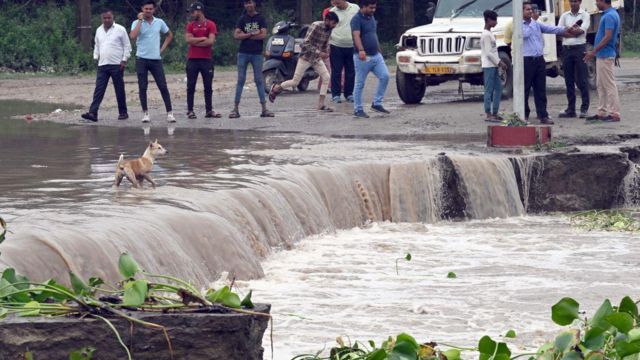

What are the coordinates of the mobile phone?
(576, 19, 583, 26)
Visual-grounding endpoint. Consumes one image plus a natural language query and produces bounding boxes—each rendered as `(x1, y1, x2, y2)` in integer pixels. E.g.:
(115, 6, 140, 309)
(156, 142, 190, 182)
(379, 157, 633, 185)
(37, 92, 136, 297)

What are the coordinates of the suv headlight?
(467, 37, 481, 50)
(401, 35, 418, 49)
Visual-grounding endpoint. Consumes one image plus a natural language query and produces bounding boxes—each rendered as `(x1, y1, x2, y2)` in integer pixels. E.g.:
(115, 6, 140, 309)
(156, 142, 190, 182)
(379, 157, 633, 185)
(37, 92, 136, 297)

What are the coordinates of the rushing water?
(1, 101, 639, 360)
(240, 218, 640, 359)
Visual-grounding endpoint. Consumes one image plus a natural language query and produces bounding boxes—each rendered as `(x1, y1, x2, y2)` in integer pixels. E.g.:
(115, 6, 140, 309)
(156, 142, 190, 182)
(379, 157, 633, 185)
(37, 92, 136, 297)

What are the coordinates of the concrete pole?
(77, 0, 92, 51)
(512, 0, 525, 120)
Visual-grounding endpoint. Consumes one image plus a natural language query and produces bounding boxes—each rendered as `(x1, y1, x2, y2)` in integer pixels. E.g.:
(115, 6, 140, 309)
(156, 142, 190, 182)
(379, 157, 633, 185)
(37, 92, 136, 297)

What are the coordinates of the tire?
(263, 69, 281, 94)
(297, 77, 310, 92)
(499, 51, 513, 99)
(586, 44, 597, 90)
(396, 67, 426, 104)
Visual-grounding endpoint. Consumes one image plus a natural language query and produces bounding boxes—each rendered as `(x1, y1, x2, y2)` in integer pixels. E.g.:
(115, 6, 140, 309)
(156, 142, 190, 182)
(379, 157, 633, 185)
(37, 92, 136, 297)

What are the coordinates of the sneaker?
(332, 96, 342, 104)
(354, 110, 370, 118)
(346, 95, 354, 103)
(558, 111, 577, 118)
(371, 104, 390, 114)
(579, 111, 589, 119)
(539, 117, 555, 125)
(141, 112, 150, 123)
(167, 112, 176, 123)
(118, 113, 129, 120)
(81, 112, 98, 122)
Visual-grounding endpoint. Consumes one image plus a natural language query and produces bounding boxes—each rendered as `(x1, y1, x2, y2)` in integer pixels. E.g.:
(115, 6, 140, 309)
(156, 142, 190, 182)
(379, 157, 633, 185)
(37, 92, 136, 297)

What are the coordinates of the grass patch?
(571, 209, 640, 232)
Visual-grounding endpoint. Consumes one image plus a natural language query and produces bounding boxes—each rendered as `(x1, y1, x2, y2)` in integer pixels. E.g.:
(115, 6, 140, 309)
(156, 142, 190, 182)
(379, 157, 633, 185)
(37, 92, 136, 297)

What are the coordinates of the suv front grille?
(419, 36, 466, 56)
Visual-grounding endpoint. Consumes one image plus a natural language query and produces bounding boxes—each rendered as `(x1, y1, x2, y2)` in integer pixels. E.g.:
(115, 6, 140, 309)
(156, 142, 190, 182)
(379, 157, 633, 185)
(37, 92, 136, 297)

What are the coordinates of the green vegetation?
(395, 253, 412, 275)
(293, 296, 640, 360)
(571, 210, 640, 232)
(623, 32, 640, 57)
(0, 253, 262, 360)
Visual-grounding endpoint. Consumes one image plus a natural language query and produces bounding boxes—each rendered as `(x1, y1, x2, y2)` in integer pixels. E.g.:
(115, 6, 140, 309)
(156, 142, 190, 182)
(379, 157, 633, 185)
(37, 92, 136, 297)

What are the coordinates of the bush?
(623, 31, 640, 53)
(0, 4, 92, 72)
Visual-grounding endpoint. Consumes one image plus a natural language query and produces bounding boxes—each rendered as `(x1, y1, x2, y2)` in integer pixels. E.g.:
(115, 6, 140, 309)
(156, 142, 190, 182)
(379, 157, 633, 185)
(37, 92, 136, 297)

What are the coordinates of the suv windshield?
(434, 0, 513, 18)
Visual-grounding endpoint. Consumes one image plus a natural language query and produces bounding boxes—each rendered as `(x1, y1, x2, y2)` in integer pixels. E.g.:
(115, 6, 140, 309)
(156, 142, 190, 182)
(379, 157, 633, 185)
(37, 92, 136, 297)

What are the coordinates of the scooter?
(262, 13, 317, 93)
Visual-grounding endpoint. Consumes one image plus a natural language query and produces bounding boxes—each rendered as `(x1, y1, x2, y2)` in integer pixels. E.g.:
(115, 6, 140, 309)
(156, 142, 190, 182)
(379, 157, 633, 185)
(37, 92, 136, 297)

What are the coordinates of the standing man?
(584, 0, 621, 122)
(130, 0, 175, 123)
(185, 2, 220, 119)
(81, 9, 131, 122)
(351, 0, 390, 118)
(269, 12, 339, 112)
(481, 10, 506, 122)
(558, 0, 590, 119)
(329, 0, 359, 104)
(521, 1, 577, 124)
(230, 0, 273, 119)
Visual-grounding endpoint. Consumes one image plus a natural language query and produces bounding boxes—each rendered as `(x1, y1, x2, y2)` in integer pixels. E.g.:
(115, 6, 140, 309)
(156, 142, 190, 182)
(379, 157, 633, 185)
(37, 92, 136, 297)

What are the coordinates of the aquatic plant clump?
(293, 296, 640, 360)
(571, 210, 640, 232)
(0, 253, 261, 360)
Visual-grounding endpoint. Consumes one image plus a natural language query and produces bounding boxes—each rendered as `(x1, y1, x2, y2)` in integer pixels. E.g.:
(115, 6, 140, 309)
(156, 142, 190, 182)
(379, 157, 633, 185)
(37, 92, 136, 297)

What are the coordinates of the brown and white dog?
(114, 139, 167, 189)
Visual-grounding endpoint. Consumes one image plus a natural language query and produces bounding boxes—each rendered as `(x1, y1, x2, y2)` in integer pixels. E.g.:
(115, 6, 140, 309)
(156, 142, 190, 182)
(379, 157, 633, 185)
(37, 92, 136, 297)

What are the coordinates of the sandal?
(260, 110, 275, 118)
(268, 84, 280, 103)
(187, 111, 197, 119)
(229, 110, 241, 119)
(318, 105, 334, 112)
(205, 110, 222, 118)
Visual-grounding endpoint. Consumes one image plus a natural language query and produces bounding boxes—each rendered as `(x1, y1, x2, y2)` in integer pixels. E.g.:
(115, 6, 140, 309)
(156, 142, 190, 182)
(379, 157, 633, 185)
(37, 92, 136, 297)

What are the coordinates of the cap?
(189, 2, 204, 12)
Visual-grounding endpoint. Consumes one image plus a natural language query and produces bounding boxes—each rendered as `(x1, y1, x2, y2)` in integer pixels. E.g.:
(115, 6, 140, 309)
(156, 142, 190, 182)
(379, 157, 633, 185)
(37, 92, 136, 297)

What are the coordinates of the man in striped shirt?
(268, 12, 339, 111)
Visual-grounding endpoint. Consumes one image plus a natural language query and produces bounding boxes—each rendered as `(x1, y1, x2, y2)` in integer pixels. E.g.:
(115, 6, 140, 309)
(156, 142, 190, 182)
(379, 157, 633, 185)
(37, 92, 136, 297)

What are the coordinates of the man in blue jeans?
(130, 0, 175, 123)
(351, 0, 389, 118)
(230, 0, 274, 118)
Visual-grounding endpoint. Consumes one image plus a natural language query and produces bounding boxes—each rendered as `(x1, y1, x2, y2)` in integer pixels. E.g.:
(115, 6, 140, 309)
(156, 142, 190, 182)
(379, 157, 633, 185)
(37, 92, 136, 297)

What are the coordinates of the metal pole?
(512, 0, 525, 120)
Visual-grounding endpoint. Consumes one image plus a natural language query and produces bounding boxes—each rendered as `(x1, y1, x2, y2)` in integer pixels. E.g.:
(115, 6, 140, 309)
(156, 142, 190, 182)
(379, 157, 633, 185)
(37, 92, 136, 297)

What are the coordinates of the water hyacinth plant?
(0, 253, 263, 360)
(292, 296, 640, 360)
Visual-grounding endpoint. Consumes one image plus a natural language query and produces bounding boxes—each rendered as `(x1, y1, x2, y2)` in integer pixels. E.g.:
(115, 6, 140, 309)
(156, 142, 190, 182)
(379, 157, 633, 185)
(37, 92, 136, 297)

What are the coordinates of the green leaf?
(554, 330, 579, 353)
(205, 286, 230, 304)
(69, 347, 96, 360)
(2, 268, 30, 290)
(395, 333, 419, 352)
(443, 349, 461, 360)
(584, 351, 605, 360)
(447, 272, 457, 279)
(583, 327, 606, 350)
(69, 272, 90, 296)
(241, 290, 254, 308)
(389, 340, 418, 360)
(619, 296, 639, 319)
(220, 292, 241, 309)
(0, 307, 8, 319)
(591, 299, 613, 329)
(629, 329, 640, 343)
(560, 351, 582, 360)
(33, 279, 73, 302)
(405, 253, 412, 261)
(368, 349, 388, 360)
(604, 312, 634, 334)
(88, 277, 104, 288)
(19, 301, 41, 317)
(551, 298, 580, 326)
(505, 330, 517, 338)
(118, 252, 140, 279)
(25, 351, 33, 360)
(479, 336, 498, 355)
(615, 340, 640, 358)
(122, 279, 148, 307)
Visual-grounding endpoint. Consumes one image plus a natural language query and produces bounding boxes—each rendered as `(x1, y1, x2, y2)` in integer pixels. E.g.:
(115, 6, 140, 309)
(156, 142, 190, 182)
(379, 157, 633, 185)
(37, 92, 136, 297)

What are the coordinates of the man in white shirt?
(81, 9, 132, 122)
(558, 0, 590, 118)
(329, 0, 359, 103)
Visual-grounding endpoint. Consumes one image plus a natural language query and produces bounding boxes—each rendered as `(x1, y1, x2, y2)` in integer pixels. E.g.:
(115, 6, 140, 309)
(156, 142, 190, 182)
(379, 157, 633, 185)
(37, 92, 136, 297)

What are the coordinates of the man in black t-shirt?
(230, 0, 273, 118)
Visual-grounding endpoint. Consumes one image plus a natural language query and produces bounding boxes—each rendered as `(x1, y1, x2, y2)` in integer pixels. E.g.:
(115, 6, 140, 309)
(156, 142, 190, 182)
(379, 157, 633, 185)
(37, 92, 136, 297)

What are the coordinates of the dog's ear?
(154, 139, 158, 144)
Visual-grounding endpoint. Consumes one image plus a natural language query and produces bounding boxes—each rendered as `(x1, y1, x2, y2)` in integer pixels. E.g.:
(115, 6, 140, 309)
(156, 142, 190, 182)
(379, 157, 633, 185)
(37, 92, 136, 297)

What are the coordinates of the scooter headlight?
(272, 26, 279, 35)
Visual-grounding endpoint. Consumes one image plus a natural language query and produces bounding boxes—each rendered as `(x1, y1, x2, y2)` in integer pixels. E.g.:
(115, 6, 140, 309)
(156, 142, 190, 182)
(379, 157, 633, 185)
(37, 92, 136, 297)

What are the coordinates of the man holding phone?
(558, 0, 590, 118)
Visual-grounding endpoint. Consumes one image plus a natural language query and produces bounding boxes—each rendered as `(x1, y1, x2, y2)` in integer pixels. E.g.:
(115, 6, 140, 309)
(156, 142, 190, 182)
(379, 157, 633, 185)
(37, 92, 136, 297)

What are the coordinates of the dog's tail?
(116, 154, 124, 169)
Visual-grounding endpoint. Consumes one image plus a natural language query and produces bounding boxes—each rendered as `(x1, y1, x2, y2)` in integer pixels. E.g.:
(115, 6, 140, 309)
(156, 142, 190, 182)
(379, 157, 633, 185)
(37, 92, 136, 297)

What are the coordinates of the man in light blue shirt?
(521, 1, 576, 124)
(130, 0, 175, 123)
(584, 0, 621, 122)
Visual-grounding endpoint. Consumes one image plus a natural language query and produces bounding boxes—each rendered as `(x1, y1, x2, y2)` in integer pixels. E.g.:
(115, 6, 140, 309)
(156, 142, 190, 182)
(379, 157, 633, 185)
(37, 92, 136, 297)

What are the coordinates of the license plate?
(422, 65, 455, 74)
(271, 38, 285, 46)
